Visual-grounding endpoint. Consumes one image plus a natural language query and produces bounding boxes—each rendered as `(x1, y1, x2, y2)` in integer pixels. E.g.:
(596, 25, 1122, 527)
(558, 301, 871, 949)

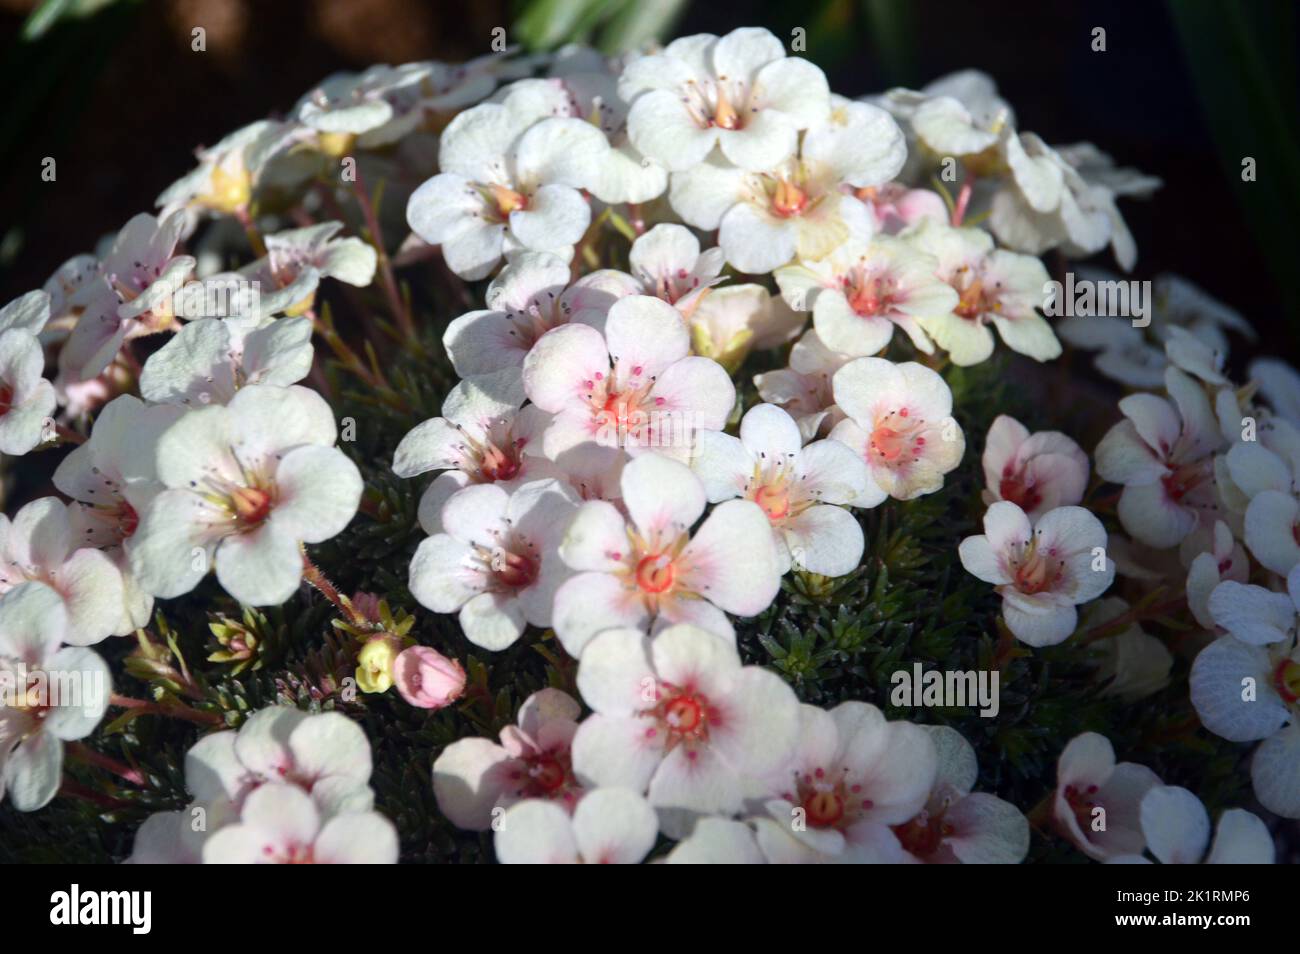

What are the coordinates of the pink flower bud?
(393, 646, 465, 709)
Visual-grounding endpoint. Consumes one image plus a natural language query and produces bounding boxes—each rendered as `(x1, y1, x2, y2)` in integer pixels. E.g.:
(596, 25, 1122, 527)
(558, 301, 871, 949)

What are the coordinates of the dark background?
(0, 0, 1296, 360)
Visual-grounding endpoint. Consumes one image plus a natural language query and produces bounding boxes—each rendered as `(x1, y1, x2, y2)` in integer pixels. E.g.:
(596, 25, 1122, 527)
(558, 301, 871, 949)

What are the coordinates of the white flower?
(959, 501, 1114, 647)
(62, 212, 196, 381)
(990, 135, 1158, 272)
(753, 329, 849, 442)
(628, 224, 725, 320)
(203, 783, 397, 864)
(0, 583, 110, 811)
(442, 251, 637, 377)
(1250, 357, 1300, 427)
(1107, 785, 1273, 864)
(1191, 571, 1300, 818)
(1222, 423, 1300, 575)
(127, 799, 235, 864)
(294, 63, 429, 140)
(749, 701, 936, 864)
(880, 69, 1015, 163)
(552, 454, 780, 653)
(184, 706, 377, 818)
(829, 358, 965, 504)
(53, 395, 183, 632)
(433, 688, 585, 829)
(665, 817, 766, 863)
(522, 294, 736, 462)
(1056, 271, 1253, 391)
(0, 291, 56, 456)
(981, 414, 1089, 521)
(405, 103, 609, 279)
(893, 725, 1029, 863)
(621, 27, 830, 172)
(408, 479, 578, 650)
(139, 316, 314, 407)
(904, 219, 1059, 366)
(393, 369, 555, 534)
(571, 623, 800, 828)
(0, 498, 127, 644)
(1185, 520, 1248, 629)
(1082, 598, 1173, 701)
(692, 403, 867, 576)
(1052, 732, 1160, 861)
(130, 384, 363, 606)
(688, 284, 802, 374)
(776, 237, 956, 358)
(669, 98, 904, 272)
(856, 182, 948, 234)
(241, 221, 378, 317)
(156, 119, 294, 221)
(531, 65, 669, 203)
(495, 788, 658, 864)
(1095, 366, 1223, 549)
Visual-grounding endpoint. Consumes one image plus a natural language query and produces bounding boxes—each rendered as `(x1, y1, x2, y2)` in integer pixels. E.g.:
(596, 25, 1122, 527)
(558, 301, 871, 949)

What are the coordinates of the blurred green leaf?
(1168, 0, 1300, 316)
(512, 0, 683, 53)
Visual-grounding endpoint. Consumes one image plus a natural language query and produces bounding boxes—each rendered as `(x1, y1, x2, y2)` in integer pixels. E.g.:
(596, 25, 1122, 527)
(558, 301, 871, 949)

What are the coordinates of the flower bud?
(393, 646, 465, 709)
(356, 636, 400, 694)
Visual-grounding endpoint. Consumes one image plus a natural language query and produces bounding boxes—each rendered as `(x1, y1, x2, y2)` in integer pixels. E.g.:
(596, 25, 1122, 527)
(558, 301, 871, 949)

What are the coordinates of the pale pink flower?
(692, 403, 867, 576)
(129, 384, 363, 607)
(393, 369, 554, 534)
(522, 294, 735, 463)
(495, 788, 658, 864)
(409, 479, 578, 651)
(830, 357, 965, 504)
(184, 707, 377, 819)
(669, 98, 904, 273)
(628, 224, 725, 321)
(203, 784, 397, 864)
(958, 501, 1114, 647)
(981, 414, 1089, 521)
(1052, 732, 1160, 861)
(892, 726, 1029, 864)
(62, 212, 195, 381)
(0, 583, 111, 811)
(0, 497, 126, 644)
(571, 623, 800, 829)
(1095, 367, 1223, 549)
(552, 454, 780, 654)
(1106, 785, 1273, 864)
(856, 182, 947, 234)
(433, 688, 585, 829)
(441, 251, 638, 377)
(749, 702, 936, 864)
(753, 329, 849, 442)
(621, 27, 830, 172)
(775, 238, 956, 358)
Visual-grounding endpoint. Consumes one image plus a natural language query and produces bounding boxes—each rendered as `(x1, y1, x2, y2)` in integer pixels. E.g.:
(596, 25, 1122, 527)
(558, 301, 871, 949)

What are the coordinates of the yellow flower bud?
(355, 637, 399, 694)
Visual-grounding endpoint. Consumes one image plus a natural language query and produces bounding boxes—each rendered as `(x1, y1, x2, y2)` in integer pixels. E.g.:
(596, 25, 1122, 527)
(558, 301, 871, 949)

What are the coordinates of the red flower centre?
(1274, 659, 1300, 704)
(635, 553, 676, 594)
(999, 467, 1042, 514)
(492, 550, 538, 589)
(230, 486, 272, 526)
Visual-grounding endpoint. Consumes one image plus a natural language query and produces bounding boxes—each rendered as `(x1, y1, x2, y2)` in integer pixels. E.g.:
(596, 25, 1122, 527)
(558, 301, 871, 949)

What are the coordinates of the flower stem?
(58, 778, 132, 811)
(234, 205, 267, 258)
(951, 179, 974, 227)
(109, 692, 223, 726)
(351, 170, 415, 339)
(68, 742, 145, 786)
(55, 423, 86, 445)
(302, 550, 368, 626)
(1078, 595, 1189, 644)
